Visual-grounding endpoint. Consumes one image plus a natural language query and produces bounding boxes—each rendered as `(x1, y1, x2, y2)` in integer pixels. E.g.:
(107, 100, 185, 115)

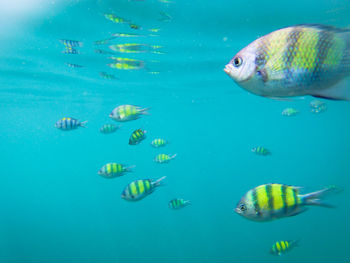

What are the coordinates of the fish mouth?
(234, 207, 241, 214)
(224, 64, 232, 75)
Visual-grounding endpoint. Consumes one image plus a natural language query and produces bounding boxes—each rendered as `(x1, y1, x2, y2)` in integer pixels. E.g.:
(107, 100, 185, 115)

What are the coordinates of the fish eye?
(239, 204, 247, 211)
(233, 57, 243, 67)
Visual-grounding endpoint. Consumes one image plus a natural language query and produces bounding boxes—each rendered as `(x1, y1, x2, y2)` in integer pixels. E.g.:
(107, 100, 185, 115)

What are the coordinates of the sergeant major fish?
(151, 138, 168, 148)
(282, 108, 299, 116)
(235, 183, 339, 222)
(168, 198, 191, 209)
(109, 105, 149, 122)
(224, 24, 350, 100)
(121, 176, 166, 201)
(154, 153, 177, 163)
(129, 129, 147, 145)
(98, 163, 134, 178)
(55, 117, 87, 130)
(99, 124, 119, 134)
(251, 146, 270, 156)
(270, 240, 299, 256)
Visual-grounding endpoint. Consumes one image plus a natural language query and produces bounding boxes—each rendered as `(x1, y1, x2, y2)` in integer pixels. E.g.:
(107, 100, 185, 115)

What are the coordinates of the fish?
(94, 37, 116, 45)
(108, 57, 145, 69)
(251, 146, 270, 156)
(108, 62, 144, 70)
(55, 117, 87, 130)
(109, 105, 149, 122)
(224, 24, 350, 100)
(129, 129, 147, 145)
(270, 240, 299, 256)
(168, 198, 191, 209)
(148, 28, 161, 33)
(121, 176, 166, 201)
(99, 72, 116, 80)
(109, 43, 162, 53)
(282, 108, 299, 116)
(65, 63, 83, 68)
(99, 124, 119, 134)
(129, 23, 142, 30)
(310, 99, 327, 114)
(98, 163, 134, 178)
(104, 14, 129, 23)
(151, 138, 168, 148)
(235, 184, 339, 222)
(112, 33, 144, 37)
(59, 39, 83, 47)
(154, 153, 177, 163)
(95, 49, 115, 55)
(62, 47, 79, 54)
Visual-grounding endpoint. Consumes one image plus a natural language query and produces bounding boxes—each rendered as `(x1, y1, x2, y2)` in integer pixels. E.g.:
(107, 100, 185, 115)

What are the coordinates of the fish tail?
(300, 185, 341, 208)
(139, 107, 151, 115)
(125, 165, 136, 172)
(79, 121, 88, 127)
(170, 154, 177, 159)
(154, 176, 166, 186)
(185, 200, 191, 206)
(289, 239, 300, 248)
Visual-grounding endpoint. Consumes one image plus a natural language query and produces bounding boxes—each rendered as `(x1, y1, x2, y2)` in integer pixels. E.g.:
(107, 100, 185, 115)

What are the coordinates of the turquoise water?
(1, 0, 350, 262)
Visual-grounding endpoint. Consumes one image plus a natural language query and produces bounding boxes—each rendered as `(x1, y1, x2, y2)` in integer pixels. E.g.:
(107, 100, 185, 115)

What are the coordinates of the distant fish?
(59, 39, 83, 47)
(108, 57, 145, 69)
(121, 176, 166, 201)
(109, 43, 162, 53)
(282, 108, 299, 116)
(154, 153, 177, 163)
(251, 146, 270, 156)
(99, 72, 117, 80)
(148, 71, 161, 75)
(108, 62, 144, 70)
(62, 47, 79, 54)
(55, 117, 87, 130)
(109, 105, 150, 122)
(112, 33, 144, 37)
(95, 49, 115, 55)
(270, 240, 299, 256)
(94, 37, 116, 45)
(99, 124, 119, 134)
(104, 13, 129, 23)
(310, 99, 327, 114)
(148, 28, 161, 33)
(129, 23, 142, 30)
(129, 129, 147, 145)
(151, 138, 168, 148)
(98, 163, 134, 178)
(65, 63, 83, 68)
(235, 183, 340, 222)
(168, 198, 191, 209)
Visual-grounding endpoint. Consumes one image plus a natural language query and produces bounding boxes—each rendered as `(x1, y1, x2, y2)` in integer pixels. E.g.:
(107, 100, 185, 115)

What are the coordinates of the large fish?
(224, 24, 350, 100)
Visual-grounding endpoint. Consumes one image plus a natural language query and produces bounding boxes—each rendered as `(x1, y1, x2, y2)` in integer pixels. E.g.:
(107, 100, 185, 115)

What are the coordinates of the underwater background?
(1, 0, 350, 262)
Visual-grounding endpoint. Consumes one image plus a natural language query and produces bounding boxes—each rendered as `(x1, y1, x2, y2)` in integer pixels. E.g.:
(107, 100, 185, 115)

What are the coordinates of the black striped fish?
(154, 153, 177, 163)
(225, 24, 350, 100)
(168, 198, 191, 210)
(129, 129, 147, 145)
(59, 39, 83, 47)
(235, 184, 339, 222)
(270, 240, 299, 256)
(121, 176, 166, 201)
(55, 117, 87, 131)
(98, 163, 134, 178)
(251, 146, 270, 156)
(99, 124, 119, 134)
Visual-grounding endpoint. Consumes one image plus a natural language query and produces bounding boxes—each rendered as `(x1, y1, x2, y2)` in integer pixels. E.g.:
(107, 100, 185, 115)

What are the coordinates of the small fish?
(154, 153, 176, 163)
(109, 43, 161, 53)
(109, 105, 149, 122)
(55, 117, 87, 131)
(108, 62, 144, 70)
(251, 146, 270, 156)
(148, 28, 161, 33)
(158, 11, 172, 22)
(129, 129, 147, 145)
(168, 198, 191, 210)
(99, 124, 119, 134)
(99, 72, 116, 80)
(121, 176, 166, 201)
(310, 99, 327, 114)
(98, 163, 134, 178)
(270, 240, 299, 256)
(94, 37, 116, 45)
(235, 184, 339, 222)
(282, 108, 299, 116)
(95, 49, 115, 55)
(148, 71, 161, 75)
(151, 138, 167, 148)
(108, 57, 145, 68)
(62, 47, 79, 54)
(224, 24, 350, 100)
(104, 14, 129, 23)
(59, 39, 83, 47)
(112, 33, 144, 37)
(158, 0, 173, 3)
(65, 63, 83, 68)
(129, 23, 141, 30)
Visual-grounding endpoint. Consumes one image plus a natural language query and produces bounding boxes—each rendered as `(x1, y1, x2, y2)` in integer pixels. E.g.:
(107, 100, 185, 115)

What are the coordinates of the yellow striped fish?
(224, 24, 350, 100)
(121, 176, 166, 201)
(154, 153, 177, 163)
(109, 105, 149, 122)
(235, 184, 338, 222)
(98, 163, 134, 178)
(270, 240, 299, 256)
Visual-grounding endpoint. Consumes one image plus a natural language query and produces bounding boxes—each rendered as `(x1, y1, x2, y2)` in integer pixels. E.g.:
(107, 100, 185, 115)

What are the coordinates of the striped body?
(236, 184, 302, 222)
(109, 57, 144, 68)
(310, 100, 327, 114)
(282, 108, 299, 116)
(168, 199, 190, 209)
(271, 240, 297, 256)
(112, 33, 144, 37)
(66, 63, 83, 68)
(104, 14, 129, 23)
(55, 117, 85, 130)
(100, 124, 118, 134)
(225, 24, 350, 100)
(129, 129, 146, 145)
(151, 138, 167, 148)
(108, 62, 143, 70)
(121, 177, 166, 201)
(59, 39, 83, 47)
(98, 163, 131, 178)
(154, 154, 176, 163)
(63, 47, 79, 54)
(109, 43, 161, 54)
(252, 146, 270, 156)
(109, 105, 148, 122)
(99, 72, 116, 80)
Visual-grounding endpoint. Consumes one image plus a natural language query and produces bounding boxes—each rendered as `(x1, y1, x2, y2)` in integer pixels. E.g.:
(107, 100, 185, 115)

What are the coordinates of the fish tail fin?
(290, 239, 300, 248)
(125, 165, 136, 172)
(154, 176, 166, 186)
(139, 107, 151, 115)
(170, 154, 177, 159)
(185, 200, 191, 206)
(79, 121, 88, 127)
(300, 185, 341, 207)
